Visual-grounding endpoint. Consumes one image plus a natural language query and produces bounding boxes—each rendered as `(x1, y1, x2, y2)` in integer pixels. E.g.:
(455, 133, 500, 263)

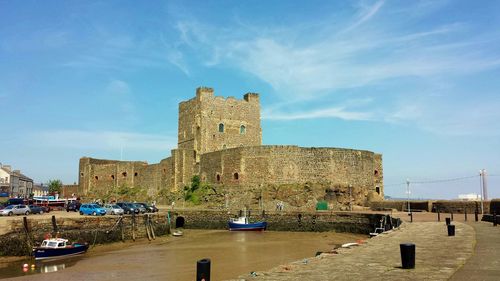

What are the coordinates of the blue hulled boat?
(33, 238, 89, 260)
(228, 216, 267, 231)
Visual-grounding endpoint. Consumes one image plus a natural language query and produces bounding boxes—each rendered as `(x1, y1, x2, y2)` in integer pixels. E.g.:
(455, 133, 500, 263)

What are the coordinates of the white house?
(0, 164, 34, 198)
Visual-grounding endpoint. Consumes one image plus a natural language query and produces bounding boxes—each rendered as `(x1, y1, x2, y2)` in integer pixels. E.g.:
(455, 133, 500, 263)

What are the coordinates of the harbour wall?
(172, 210, 392, 234)
(369, 200, 492, 213)
(0, 214, 169, 256)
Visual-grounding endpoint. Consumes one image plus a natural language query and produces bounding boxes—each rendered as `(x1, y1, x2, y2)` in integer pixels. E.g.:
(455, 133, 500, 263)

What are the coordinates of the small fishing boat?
(228, 216, 267, 231)
(33, 238, 89, 260)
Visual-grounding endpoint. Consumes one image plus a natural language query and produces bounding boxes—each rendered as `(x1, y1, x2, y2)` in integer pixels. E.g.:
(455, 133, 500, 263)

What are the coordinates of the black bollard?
(197, 258, 211, 281)
(410, 212, 413, 223)
(447, 224, 455, 236)
(437, 209, 440, 222)
(474, 210, 479, 222)
(400, 243, 416, 269)
(445, 217, 451, 225)
(464, 209, 467, 222)
(451, 212, 454, 221)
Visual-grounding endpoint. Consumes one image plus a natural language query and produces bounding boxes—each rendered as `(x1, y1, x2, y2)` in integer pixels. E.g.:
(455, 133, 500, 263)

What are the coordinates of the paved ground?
(450, 222, 500, 281)
(232, 222, 475, 281)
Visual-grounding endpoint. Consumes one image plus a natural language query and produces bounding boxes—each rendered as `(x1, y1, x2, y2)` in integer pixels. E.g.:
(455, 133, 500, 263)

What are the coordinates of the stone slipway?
(233, 222, 474, 281)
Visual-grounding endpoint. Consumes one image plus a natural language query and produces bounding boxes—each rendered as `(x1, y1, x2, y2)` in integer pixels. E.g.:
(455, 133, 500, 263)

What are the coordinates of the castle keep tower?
(178, 87, 262, 163)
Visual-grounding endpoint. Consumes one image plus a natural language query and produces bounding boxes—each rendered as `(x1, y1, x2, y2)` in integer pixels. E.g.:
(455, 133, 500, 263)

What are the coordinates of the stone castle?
(79, 87, 383, 207)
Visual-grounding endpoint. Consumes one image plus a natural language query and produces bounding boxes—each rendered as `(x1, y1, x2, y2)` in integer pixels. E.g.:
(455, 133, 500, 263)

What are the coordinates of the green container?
(316, 201, 328, 210)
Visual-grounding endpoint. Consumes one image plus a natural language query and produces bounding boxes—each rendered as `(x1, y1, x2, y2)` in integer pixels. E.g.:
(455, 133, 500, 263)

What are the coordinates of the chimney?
(3, 165, 11, 172)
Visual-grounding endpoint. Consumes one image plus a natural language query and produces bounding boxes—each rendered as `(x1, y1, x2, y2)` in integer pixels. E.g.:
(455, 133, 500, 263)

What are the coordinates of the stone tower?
(177, 87, 262, 163)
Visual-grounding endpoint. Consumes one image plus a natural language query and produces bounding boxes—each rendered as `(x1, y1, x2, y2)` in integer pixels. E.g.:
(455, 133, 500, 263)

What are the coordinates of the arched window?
(111, 175, 115, 180)
(375, 186, 380, 195)
(134, 172, 138, 177)
(240, 125, 246, 134)
(234, 173, 239, 180)
(216, 174, 221, 182)
(94, 176, 99, 181)
(218, 123, 224, 133)
(80, 173, 84, 177)
(374, 170, 379, 176)
(122, 172, 127, 177)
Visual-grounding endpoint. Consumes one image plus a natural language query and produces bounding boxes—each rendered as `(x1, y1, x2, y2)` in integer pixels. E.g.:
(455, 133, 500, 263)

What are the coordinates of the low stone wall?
(172, 210, 392, 234)
(0, 214, 170, 256)
(369, 200, 493, 214)
(369, 200, 432, 212)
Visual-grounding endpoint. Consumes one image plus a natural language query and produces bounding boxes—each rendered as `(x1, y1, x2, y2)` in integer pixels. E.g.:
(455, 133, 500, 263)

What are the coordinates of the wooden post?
(150, 215, 156, 240)
(451, 212, 454, 221)
(51, 215, 58, 237)
(23, 216, 32, 254)
(437, 208, 440, 222)
(464, 208, 467, 222)
(120, 216, 124, 241)
(145, 215, 152, 241)
(132, 213, 136, 242)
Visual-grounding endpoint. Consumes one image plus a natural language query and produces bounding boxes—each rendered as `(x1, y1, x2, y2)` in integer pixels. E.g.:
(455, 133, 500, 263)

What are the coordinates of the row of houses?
(0, 163, 35, 198)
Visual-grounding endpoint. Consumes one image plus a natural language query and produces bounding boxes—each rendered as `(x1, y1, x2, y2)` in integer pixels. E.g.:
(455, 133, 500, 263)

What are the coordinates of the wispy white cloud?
(167, 1, 500, 136)
(105, 79, 136, 115)
(342, 0, 385, 33)
(32, 130, 177, 151)
(263, 106, 373, 121)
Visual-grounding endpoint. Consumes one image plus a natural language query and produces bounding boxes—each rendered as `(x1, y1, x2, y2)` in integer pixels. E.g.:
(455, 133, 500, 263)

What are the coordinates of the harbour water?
(0, 229, 366, 281)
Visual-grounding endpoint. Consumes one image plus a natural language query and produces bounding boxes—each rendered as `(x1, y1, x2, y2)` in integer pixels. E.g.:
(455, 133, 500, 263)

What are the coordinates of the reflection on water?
(0, 256, 79, 279)
(40, 262, 65, 273)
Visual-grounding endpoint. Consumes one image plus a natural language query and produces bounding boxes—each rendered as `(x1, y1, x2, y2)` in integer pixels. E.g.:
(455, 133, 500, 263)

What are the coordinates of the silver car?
(103, 204, 124, 215)
(0, 204, 31, 216)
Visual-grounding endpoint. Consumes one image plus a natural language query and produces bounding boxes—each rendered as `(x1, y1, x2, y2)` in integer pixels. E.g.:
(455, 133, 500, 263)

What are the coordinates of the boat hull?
(228, 221, 267, 231)
(33, 244, 89, 260)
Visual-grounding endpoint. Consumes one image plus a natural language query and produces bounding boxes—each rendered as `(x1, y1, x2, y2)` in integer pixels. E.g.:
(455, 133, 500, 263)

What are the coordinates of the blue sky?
(1, 0, 499, 199)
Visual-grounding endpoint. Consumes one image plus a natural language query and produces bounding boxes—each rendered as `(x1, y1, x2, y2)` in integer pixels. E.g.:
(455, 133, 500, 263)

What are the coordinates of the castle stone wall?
(199, 145, 383, 199)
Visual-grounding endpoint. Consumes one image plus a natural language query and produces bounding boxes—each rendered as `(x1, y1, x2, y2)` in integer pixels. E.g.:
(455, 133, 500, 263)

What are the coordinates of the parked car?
(79, 204, 106, 216)
(0, 204, 31, 216)
(137, 203, 158, 213)
(103, 204, 124, 215)
(28, 205, 46, 214)
(116, 202, 139, 214)
(133, 203, 147, 214)
(66, 201, 81, 212)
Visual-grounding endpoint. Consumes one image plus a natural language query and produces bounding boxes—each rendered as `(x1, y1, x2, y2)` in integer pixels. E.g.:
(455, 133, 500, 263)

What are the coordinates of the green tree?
(47, 179, 63, 194)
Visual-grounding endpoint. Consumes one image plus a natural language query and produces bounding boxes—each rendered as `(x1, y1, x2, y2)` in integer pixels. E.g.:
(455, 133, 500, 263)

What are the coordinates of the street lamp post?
(479, 169, 484, 215)
(406, 179, 411, 214)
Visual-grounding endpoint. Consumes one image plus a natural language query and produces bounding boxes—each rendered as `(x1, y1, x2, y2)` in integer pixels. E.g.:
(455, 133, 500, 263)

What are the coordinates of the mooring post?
(451, 212, 454, 221)
(132, 212, 136, 242)
(400, 243, 416, 269)
(120, 216, 124, 241)
(23, 216, 32, 251)
(51, 215, 58, 237)
(150, 215, 156, 240)
(145, 215, 152, 241)
(196, 258, 211, 281)
(494, 212, 497, 227)
(475, 210, 479, 222)
(464, 208, 467, 222)
(410, 212, 413, 223)
(437, 208, 440, 222)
